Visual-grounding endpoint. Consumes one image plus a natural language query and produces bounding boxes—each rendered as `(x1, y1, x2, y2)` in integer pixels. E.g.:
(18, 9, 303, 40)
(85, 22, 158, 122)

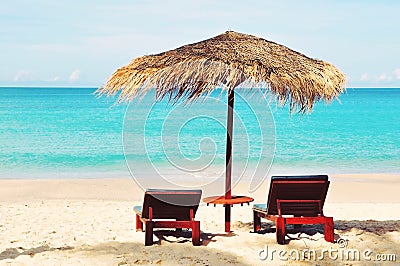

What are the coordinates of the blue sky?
(1, 0, 399, 88)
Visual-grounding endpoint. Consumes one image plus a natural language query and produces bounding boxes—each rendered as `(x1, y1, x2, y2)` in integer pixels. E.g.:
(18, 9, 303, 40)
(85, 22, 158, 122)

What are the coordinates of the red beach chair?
(253, 175, 334, 244)
(134, 189, 202, 246)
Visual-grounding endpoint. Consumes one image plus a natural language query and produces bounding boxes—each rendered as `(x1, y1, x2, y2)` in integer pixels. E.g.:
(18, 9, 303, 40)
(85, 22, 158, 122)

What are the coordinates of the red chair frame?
(253, 176, 334, 244)
(134, 189, 201, 246)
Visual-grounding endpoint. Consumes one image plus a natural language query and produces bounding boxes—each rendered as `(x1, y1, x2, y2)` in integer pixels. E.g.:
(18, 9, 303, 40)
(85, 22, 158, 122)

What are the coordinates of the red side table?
(203, 195, 254, 232)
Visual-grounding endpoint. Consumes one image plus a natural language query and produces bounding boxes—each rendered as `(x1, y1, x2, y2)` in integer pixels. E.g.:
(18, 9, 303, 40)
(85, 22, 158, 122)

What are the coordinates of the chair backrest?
(266, 175, 329, 216)
(141, 189, 202, 220)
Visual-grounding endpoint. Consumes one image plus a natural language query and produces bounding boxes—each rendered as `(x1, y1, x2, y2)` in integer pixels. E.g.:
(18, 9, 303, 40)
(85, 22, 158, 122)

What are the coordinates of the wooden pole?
(225, 89, 234, 232)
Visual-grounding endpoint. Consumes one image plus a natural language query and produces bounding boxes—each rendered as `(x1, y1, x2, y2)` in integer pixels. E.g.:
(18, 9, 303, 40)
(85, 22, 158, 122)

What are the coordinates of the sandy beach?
(0, 174, 399, 265)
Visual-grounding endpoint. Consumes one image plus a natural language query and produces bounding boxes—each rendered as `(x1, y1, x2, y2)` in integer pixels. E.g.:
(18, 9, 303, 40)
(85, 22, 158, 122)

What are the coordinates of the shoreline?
(1, 173, 399, 203)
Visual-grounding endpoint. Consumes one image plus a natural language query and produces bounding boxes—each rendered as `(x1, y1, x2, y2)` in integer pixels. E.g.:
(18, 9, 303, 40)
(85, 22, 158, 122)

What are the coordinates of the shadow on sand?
(253, 219, 400, 245)
(0, 245, 74, 260)
(153, 229, 238, 246)
(334, 220, 400, 235)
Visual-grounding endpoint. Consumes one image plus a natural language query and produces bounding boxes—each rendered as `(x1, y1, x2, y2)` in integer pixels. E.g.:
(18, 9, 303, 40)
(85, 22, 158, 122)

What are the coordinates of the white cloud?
(377, 73, 392, 82)
(360, 73, 368, 81)
(378, 73, 387, 81)
(13, 70, 30, 81)
(394, 69, 400, 80)
(46, 76, 60, 82)
(69, 69, 80, 82)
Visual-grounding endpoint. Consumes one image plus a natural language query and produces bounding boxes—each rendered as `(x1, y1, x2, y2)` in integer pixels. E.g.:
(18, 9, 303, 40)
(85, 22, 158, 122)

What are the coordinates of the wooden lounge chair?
(134, 189, 202, 246)
(253, 175, 334, 244)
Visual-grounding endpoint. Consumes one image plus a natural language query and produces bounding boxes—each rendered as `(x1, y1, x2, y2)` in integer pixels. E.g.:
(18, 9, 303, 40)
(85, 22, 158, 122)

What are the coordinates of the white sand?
(0, 174, 399, 265)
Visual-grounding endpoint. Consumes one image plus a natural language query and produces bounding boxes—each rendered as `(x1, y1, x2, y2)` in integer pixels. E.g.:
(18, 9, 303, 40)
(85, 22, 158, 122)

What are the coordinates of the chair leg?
(253, 211, 261, 232)
(225, 204, 231, 233)
(136, 214, 143, 232)
(145, 221, 154, 246)
(192, 221, 201, 246)
(276, 217, 285, 245)
(324, 217, 334, 243)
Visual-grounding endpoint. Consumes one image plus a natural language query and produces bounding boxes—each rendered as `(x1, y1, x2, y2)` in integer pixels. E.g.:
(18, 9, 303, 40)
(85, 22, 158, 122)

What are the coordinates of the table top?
(203, 195, 254, 205)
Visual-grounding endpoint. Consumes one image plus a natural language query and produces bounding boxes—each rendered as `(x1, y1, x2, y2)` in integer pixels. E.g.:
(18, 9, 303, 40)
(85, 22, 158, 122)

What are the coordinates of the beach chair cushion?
(253, 204, 267, 212)
(133, 206, 142, 214)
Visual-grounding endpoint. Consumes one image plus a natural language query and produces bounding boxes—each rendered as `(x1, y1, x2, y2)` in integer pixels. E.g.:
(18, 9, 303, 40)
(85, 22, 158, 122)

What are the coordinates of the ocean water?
(0, 87, 399, 179)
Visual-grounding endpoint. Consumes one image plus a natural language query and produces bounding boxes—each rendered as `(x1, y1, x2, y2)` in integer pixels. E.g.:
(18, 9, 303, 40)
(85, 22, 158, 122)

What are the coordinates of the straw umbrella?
(97, 31, 346, 232)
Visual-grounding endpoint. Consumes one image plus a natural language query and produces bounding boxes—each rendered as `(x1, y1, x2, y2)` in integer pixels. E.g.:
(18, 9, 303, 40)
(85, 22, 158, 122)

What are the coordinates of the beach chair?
(134, 189, 202, 246)
(253, 175, 334, 244)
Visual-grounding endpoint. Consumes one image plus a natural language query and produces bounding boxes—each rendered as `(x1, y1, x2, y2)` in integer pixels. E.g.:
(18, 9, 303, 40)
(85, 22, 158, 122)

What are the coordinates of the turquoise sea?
(0, 87, 399, 179)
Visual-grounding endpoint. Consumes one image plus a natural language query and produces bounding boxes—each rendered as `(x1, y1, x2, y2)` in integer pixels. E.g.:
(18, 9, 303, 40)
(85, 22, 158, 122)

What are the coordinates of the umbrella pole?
(225, 89, 234, 232)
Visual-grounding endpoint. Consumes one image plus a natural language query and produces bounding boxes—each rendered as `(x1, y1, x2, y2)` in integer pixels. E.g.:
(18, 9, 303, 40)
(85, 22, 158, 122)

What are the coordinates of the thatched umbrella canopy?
(98, 31, 345, 112)
(97, 31, 345, 232)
